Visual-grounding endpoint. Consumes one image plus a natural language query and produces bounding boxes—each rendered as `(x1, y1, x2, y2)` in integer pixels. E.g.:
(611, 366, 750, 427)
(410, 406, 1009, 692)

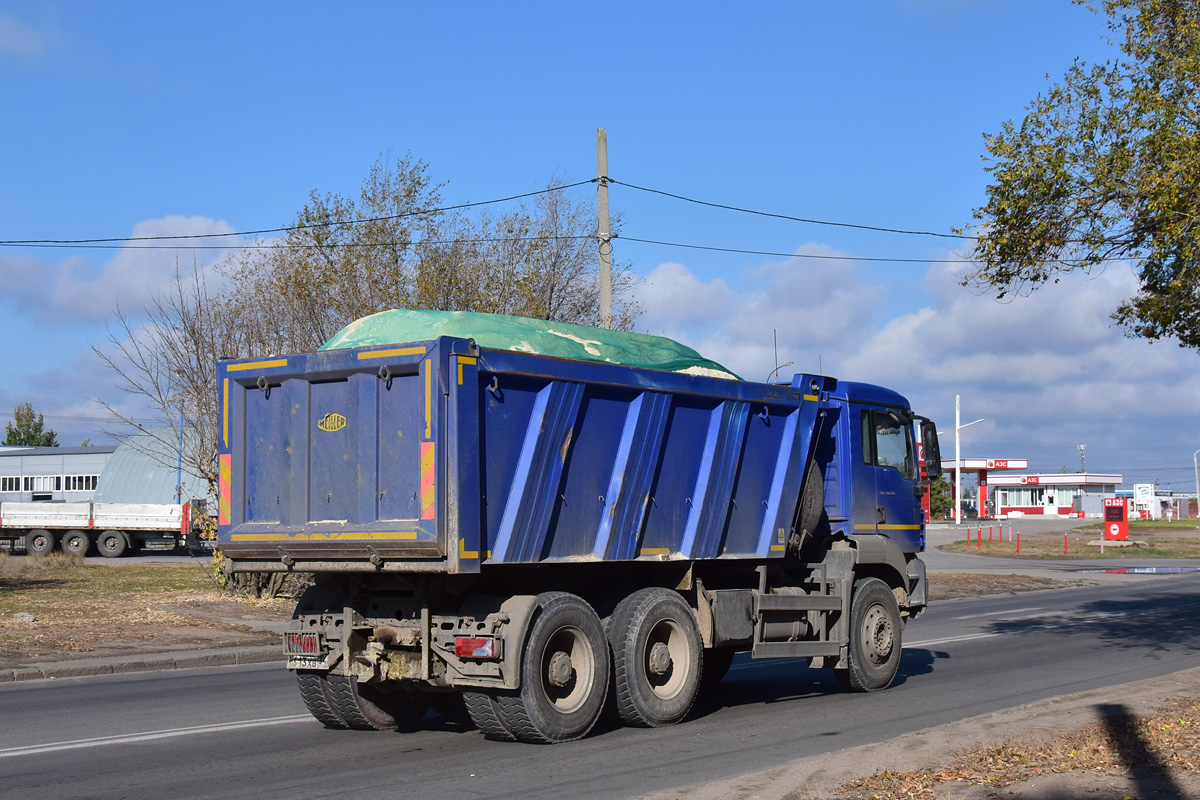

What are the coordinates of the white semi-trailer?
(0, 501, 194, 557)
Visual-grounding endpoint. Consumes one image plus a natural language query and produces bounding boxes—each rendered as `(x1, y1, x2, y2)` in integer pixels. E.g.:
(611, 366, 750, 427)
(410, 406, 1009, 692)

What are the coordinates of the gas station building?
(942, 458, 1122, 519)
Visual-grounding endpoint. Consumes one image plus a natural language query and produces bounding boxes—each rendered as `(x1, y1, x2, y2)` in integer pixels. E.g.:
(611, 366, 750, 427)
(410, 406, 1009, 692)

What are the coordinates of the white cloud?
(636, 250, 1200, 476)
(0, 15, 44, 58)
(0, 215, 238, 323)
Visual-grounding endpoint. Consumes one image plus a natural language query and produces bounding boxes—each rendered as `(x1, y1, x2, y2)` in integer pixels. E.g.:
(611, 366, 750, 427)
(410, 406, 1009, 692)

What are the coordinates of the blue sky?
(2, 1, 1196, 491)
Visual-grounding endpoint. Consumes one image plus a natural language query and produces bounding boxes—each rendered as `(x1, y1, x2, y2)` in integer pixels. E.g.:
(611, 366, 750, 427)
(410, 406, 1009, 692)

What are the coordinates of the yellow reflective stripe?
(459, 538, 490, 560)
(803, 394, 819, 402)
(637, 547, 670, 556)
(457, 356, 477, 365)
(226, 359, 287, 372)
(222, 378, 229, 448)
(230, 532, 419, 542)
(769, 544, 786, 552)
(356, 346, 426, 360)
(424, 359, 432, 438)
(853, 524, 924, 531)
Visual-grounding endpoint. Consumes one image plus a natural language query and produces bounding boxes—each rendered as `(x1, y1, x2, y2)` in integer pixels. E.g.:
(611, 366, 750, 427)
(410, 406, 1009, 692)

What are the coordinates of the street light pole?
(1193, 448, 1200, 520)
(954, 394, 984, 526)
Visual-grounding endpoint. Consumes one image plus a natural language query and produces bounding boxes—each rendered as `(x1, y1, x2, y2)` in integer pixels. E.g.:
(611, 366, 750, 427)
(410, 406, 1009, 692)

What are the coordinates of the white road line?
(952, 607, 1043, 620)
(0, 714, 312, 758)
(906, 632, 1004, 647)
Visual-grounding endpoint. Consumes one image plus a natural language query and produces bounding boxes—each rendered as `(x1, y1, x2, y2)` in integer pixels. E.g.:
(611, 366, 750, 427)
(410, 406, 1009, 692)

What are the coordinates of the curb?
(0, 646, 285, 684)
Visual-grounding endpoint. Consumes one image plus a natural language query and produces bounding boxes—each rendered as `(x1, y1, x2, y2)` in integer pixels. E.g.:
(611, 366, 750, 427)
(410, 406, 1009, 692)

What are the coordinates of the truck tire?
(296, 670, 349, 729)
(791, 466, 826, 556)
(25, 529, 56, 556)
(700, 648, 735, 691)
(463, 690, 518, 741)
(325, 672, 428, 731)
(838, 577, 902, 692)
(495, 592, 609, 743)
(61, 530, 91, 557)
(97, 531, 127, 558)
(608, 588, 702, 727)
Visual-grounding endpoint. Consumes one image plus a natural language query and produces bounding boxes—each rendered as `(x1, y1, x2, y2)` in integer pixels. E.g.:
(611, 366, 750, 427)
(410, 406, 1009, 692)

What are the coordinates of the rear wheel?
(296, 670, 348, 729)
(463, 690, 517, 741)
(97, 531, 127, 558)
(25, 529, 55, 556)
(608, 588, 702, 727)
(61, 530, 91, 557)
(325, 673, 428, 731)
(839, 577, 902, 692)
(495, 592, 609, 743)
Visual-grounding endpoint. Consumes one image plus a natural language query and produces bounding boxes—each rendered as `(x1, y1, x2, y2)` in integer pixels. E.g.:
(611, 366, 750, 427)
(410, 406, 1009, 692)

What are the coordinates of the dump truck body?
(217, 333, 939, 742)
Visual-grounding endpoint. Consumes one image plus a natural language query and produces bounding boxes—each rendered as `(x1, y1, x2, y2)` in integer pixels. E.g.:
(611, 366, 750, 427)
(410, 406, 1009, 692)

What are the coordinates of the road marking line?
(0, 714, 311, 758)
(952, 607, 1043, 620)
(907, 632, 1004, 647)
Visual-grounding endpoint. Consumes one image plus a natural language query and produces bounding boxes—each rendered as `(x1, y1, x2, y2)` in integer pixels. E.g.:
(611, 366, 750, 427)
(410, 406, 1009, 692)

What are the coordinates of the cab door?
(852, 406, 923, 552)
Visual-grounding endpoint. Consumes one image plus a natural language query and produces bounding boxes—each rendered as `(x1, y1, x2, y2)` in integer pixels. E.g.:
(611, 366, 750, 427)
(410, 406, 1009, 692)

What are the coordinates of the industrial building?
(0, 446, 116, 502)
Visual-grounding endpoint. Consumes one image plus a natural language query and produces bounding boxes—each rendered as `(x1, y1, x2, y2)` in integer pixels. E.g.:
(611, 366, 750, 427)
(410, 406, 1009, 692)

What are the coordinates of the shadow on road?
(980, 592, 1200, 656)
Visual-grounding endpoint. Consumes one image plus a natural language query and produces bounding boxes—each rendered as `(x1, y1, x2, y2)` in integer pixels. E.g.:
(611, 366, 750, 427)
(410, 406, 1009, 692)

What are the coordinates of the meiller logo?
(318, 413, 347, 432)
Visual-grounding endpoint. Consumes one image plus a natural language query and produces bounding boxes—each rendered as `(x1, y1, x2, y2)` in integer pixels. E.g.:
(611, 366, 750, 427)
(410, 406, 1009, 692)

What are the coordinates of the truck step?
(750, 640, 840, 659)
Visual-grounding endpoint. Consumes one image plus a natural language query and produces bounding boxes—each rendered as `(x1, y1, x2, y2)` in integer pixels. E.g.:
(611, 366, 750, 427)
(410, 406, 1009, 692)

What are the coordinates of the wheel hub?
(647, 641, 672, 676)
(547, 651, 573, 687)
(862, 606, 894, 664)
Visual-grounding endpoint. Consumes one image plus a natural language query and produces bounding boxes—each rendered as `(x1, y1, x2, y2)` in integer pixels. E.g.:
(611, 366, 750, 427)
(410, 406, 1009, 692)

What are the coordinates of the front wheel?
(840, 577, 902, 692)
(495, 592, 609, 743)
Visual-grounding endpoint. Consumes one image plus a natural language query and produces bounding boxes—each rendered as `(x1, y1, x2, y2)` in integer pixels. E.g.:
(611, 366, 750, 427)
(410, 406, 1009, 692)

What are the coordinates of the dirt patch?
(928, 573, 1094, 601)
(0, 552, 293, 668)
(645, 668, 1200, 800)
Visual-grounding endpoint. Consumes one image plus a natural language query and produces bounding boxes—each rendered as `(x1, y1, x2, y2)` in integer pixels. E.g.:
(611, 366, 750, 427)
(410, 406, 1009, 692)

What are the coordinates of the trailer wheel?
(840, 577, 902, 692)
(61, 530, 91, 557)
(25, 529, 56, 556)
(325, 672, 428, 731)
(608, 588, 702, 727)
(463, 690, 517, 741)
(97, 531, 127, 558)
(296, 670, 349, 729)
(495, 592, 609, 743)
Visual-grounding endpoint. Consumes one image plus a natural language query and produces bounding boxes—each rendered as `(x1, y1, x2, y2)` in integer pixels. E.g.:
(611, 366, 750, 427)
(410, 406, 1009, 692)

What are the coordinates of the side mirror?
(920, 421, 942, 478)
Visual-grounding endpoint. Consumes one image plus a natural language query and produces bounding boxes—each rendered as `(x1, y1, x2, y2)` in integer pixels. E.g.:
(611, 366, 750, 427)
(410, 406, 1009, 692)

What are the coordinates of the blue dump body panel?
(217, 337, 924, 572)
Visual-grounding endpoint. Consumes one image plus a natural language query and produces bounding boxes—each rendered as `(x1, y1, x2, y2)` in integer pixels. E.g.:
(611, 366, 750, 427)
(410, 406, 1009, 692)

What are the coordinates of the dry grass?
(927, 572, 1092, 601)
(940, 523, 1200, 560)
(0, 551, 291, 665)
(832, 697, 1200, 799)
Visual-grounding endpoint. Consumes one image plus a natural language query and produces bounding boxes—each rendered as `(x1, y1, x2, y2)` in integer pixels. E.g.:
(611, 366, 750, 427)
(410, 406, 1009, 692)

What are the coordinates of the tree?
(928, 475, 953, 519)
(4, 403, 58, 447)
(962, 0, 1200, 348)
(96, 154, 638, 491)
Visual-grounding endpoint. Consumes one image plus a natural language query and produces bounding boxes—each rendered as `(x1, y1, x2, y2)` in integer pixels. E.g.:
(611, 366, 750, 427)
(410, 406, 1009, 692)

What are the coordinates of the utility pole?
(596, 128, 613, 329)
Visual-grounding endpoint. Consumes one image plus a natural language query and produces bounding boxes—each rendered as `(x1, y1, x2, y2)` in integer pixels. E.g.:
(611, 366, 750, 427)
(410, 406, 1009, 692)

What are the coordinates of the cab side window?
(861, 410, 916, 480)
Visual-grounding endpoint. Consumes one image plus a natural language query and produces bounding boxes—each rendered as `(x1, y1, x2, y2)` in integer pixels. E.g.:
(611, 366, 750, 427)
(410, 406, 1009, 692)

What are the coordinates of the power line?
(618, 236, 971, 264)
(0, 180, 598, 246)
(608, 178, 976, 241)
(3, 234, 597, 252)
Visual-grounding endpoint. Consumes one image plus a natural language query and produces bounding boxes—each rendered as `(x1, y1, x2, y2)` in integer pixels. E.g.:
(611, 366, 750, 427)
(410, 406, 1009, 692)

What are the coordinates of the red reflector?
(284, 632, 320, 655)
(454, 637, 498, 659)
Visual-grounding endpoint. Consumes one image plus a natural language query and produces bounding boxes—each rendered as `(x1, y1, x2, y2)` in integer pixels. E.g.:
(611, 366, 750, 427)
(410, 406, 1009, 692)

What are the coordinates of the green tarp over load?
(321, 309, 740, 379)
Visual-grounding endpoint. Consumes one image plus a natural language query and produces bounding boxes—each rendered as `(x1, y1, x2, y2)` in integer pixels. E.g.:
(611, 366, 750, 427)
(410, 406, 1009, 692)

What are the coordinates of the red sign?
(1021, 476, 1040, 485)
(1103, 497, 1128, 540)
(988, 459, 1009, 469)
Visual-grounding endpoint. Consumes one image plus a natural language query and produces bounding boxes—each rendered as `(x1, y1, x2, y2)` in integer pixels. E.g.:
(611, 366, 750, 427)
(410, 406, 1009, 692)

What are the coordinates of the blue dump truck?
(217, 312, 941, 744)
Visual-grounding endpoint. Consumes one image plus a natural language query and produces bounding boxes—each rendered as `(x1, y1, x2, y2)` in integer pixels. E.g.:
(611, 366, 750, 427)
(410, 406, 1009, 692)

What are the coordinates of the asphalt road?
(4, 573, 1200, 800)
